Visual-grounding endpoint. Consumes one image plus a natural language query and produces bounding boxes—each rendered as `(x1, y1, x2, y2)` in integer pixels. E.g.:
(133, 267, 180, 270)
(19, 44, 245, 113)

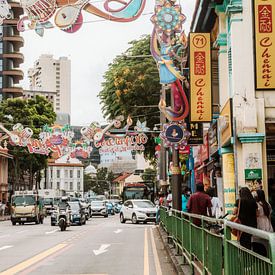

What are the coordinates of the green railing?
(159, 207, 275, 275)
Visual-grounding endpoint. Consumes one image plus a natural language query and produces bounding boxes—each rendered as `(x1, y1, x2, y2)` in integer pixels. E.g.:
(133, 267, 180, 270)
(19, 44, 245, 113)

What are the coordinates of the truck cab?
(11, 191, 45, 225)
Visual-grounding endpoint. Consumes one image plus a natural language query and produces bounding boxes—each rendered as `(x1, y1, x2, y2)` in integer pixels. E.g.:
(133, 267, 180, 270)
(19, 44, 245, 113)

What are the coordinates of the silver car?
(120, 200, 157, 224)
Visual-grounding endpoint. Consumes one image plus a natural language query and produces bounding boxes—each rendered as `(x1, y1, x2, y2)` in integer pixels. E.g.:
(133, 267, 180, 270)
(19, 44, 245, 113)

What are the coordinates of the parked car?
(68, 201, 86, 225)
(114, 201, 123, 213)
(104, 200, 115, 215)
(90, 201, 108, 217)
(120, 200, 157, 224)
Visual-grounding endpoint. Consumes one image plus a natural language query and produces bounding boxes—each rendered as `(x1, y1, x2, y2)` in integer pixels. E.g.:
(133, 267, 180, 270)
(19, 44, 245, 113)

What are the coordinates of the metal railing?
(159, 207, 275, 275)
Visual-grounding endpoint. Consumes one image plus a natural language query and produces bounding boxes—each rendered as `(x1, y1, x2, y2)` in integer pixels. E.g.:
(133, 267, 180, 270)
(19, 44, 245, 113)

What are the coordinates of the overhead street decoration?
(160, 122, 190, 148)
(17, 0, 147, 35)
(0, 0, 11, 24)
(151, 0, 189, 122)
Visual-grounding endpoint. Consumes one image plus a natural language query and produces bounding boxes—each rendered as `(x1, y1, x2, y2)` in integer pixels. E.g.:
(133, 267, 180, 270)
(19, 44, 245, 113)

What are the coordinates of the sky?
(21, 0, 196, 127)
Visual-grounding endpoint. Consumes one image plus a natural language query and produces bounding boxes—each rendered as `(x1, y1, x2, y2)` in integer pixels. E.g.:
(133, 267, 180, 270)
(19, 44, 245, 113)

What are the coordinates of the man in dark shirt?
(187, 183, 212, 226)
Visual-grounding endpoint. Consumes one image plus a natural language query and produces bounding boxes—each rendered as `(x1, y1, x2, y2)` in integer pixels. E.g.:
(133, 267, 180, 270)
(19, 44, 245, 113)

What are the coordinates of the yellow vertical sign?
(254, 0, 275, 89)
(222, 153, 236, 214)
(189, 33, 212, 122)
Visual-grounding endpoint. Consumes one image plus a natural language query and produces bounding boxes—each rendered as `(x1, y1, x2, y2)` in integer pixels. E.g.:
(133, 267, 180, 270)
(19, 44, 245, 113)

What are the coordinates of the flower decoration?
(151, 0, 186, 35)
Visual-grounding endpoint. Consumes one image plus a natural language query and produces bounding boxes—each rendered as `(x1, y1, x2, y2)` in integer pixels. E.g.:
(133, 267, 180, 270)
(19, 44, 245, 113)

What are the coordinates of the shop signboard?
(193, 146, 201, 168)
(189, 33, 212, 122)
(245, 168, 262, 180)
(200, 133, 209, 162)
(253, 0, 275, 89)
(208, 121, 218, 156)
(219, 99, 233, 147)
(187, 122, 203, 145)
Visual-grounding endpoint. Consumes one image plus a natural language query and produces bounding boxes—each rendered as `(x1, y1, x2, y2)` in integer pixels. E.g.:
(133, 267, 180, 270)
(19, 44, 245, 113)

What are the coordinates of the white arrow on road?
(0, 245, 13, 251)
(93, 244, 110, 256)
(114, 229, 122, 234)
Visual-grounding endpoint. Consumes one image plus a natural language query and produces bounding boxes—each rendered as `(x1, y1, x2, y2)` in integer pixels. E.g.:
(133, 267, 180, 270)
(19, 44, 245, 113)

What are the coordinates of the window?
(77, 182, 80, 191)
(70, 170, 73, 178)
(0, 43, 3, 54)
(70, 182, 73, 190)
(77, 170, 80, 178)
(65, 170, 68, 178)
(50, 169, 53, 178)
(57, 170, 60, 178)
(56, 182, 60, 189)
(0, 76, 3, 89)
(0, 60, 3, 70)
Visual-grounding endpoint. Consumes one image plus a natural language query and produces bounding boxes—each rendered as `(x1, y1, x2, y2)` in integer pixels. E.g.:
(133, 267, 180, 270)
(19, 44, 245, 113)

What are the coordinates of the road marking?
(114, 229, 122, 234)
(0, 245, 13, 251)
(144, 228, 149, 275)
(0, 234, 10, 239)
(0, 243, 67, 275)
(93, 244, 110, 256)
(150, 228, 162, 275)
(45, 229, 58, 235)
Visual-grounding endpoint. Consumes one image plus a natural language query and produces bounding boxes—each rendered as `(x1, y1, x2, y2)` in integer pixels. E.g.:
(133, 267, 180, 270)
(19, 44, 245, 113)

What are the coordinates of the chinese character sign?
(189, 33, 212, 122)
(254, 0, 275, 89)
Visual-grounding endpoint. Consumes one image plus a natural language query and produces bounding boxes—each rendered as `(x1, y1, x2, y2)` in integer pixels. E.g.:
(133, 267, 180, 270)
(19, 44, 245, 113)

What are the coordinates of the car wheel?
(12, 221, 16, 226)
(120, 213, 125, 223)
(132, 214, 138, 224)
(143, 221, 147, 224)
(40, 217, 44, 224)
(104, 214, 108, 218)
(51, 222, 55, 226)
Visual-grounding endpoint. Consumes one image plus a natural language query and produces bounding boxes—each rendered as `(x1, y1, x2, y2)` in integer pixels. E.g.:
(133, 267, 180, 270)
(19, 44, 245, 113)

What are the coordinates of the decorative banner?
(189, 33, 212, 122)
(17, 0, 147, 35)
(69, 141, 91, 158)
(254, 0, 275, 89)
(151, 0, 189, 122)
(160, 123, 190, 148)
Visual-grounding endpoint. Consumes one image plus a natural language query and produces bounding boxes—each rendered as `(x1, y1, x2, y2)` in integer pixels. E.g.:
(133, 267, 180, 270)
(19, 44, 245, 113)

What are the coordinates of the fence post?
(223, 222, 231, 275)
(201, 216, 206, 275)
(269, 233, 275, 275)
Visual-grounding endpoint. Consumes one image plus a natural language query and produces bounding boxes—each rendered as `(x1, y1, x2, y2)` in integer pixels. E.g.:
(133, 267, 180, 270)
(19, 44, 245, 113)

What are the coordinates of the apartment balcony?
(2, 52, 24, 67)
(2, 69, 24, 83)
(2, 86, 23, 96)
(3, 36, 24, 51)
(9, 2, 24, 18)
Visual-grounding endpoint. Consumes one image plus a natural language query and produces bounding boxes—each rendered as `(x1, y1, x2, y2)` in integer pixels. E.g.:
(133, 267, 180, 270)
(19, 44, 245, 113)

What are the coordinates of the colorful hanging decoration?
(69, 140, 91, 158)
(150, 0, 189, 122)
(0, 0, 12, 25)
(17, 0, 147, 35)
(160, 122, 190, 149)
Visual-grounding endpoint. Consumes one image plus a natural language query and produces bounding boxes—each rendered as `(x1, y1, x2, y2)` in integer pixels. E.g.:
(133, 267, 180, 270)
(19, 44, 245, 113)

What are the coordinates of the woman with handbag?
(233, 187, 257, 249)
(252, 189, 273, 256)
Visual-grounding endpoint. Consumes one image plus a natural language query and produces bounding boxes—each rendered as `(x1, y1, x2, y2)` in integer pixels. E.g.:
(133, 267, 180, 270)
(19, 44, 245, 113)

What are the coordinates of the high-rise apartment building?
(1, 0, 24, 99)
(28, 55, 71, 116)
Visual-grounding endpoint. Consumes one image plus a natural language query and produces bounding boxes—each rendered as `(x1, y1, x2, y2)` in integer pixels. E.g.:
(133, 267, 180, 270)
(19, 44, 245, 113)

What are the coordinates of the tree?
(0, 96, 56, 191)
(99, 35, 161, 160)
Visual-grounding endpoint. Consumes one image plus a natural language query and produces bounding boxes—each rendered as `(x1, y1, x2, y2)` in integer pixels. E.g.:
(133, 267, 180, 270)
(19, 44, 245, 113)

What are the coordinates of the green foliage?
(0, 96, 56, 190)
(99, 35, 161, 160)
(141, 167, 157, 188)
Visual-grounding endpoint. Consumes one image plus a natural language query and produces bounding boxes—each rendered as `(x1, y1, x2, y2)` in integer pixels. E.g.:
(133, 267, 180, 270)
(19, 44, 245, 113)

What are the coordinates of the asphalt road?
(0, 215, 176, 275)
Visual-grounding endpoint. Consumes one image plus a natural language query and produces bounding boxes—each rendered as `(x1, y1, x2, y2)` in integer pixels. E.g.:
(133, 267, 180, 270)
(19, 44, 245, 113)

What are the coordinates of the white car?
(120, 199, 157, 224)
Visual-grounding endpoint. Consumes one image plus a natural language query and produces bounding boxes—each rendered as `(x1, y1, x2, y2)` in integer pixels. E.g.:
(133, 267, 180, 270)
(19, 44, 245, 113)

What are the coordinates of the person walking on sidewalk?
(187, 183, 212, 226)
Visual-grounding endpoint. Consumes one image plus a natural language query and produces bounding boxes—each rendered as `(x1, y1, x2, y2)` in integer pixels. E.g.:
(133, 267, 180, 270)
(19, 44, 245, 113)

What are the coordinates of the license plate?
(21, 218, 27, 221)
(150, 214, 155, 217)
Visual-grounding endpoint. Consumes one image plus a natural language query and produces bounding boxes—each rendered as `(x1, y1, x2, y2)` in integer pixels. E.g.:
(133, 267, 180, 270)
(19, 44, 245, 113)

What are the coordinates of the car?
(90, 201, 108, 217)
(114, 201, 123, 213)
(120, 199, 157, 224)
(104, 200, 115, 215)
(68, 202, 86, 225)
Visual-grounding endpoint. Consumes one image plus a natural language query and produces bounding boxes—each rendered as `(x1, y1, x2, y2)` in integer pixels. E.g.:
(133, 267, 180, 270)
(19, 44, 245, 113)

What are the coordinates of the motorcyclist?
(57, 196, 71, 228)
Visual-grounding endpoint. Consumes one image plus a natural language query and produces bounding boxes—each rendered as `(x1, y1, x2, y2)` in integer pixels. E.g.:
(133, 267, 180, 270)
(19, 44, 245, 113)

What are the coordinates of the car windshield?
(133, 201, 155, 208)
(69, 203, 80, 210)
(91, 201, 105, 207)
(12, 195, 36, 206)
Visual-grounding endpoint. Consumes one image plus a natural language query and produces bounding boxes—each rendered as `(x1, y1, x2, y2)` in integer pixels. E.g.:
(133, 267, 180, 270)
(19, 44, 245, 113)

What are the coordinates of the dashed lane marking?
(45, 229, 58, 235)
(0, 245, 13, 251)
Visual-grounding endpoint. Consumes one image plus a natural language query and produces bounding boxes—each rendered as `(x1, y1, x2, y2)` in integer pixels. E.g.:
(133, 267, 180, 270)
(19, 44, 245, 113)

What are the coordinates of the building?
(23, 89, 56, 105)
(28, 54, 71, 116)
(1, 0, 24, 99)
(43, 156, 84, 197)
(188, 0, 275, 214)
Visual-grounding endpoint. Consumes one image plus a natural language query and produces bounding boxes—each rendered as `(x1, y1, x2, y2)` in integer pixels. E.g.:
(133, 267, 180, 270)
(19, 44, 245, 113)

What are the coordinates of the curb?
(157, 225, 190, 275)
(0, 216, 10, 222)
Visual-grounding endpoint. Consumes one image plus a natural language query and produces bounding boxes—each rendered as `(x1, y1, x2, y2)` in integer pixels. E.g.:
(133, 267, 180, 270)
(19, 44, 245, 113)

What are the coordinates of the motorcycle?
(58, 208, 71, 231)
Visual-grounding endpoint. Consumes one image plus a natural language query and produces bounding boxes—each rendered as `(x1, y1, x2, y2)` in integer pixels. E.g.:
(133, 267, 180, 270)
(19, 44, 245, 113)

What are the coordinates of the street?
(0, 216, 176, 275)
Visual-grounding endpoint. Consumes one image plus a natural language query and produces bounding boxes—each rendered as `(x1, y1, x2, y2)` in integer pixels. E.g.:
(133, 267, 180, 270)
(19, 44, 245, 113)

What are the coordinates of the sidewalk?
(0, 215, 10, 221)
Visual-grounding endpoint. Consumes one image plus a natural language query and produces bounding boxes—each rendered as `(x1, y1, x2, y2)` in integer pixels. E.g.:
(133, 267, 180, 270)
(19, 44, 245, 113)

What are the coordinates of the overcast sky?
(21, 1, 196, 126)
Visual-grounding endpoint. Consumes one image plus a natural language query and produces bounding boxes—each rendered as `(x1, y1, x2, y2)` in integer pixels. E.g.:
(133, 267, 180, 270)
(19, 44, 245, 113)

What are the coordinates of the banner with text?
(189, 33, 212, 122)
(254, 0, 275, 89)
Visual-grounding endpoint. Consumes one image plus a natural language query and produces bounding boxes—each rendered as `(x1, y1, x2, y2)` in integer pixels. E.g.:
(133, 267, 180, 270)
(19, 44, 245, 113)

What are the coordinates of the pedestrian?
(1, 201, 6, 216)
(252, 189, 273, 257)
(159, 194, 164, 206)
(182, 187, 191, 212)
(233, 187, 257, 249)
(206, 187, 223, 218)
(166, 190, 172, 209)
(187, 183, 212, 226)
